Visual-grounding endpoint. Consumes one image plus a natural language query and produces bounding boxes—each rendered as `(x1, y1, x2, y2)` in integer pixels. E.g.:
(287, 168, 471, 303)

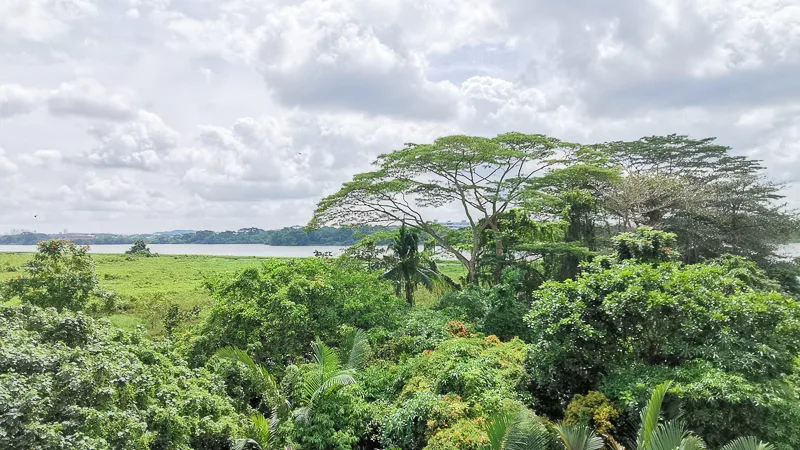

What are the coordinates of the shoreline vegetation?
(0, 225, 393, 246)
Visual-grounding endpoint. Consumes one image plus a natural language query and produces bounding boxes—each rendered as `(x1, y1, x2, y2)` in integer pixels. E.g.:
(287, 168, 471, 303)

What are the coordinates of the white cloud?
(79, 111, 180, 170)
(1, 0, 800, 233)
(0, 148, 19, 174)
(0, 0, 97, 42)
(48, 79, 139, 121)
(0, 84, 44, 118)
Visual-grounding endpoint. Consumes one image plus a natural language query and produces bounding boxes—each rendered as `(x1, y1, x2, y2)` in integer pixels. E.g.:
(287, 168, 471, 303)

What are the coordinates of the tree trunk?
(404, 279, 414, 306)
(489, 218, 504, 285)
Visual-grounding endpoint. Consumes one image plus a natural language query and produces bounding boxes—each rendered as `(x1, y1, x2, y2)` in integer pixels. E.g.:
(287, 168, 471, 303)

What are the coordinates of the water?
(0, 244, 347, 257)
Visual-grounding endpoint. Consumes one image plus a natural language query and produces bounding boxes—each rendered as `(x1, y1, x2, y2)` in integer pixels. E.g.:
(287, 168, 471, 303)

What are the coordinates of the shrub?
(525, 256, 800, 448)
(1, 239, 98, 311)
(563, 391, 621, 434)
(0, 304, 245, 449)
(375, 308, 454, 361)
(126, 239, 156, 257)
(437, 284, 530, 341)
(188, 258, 406, 371)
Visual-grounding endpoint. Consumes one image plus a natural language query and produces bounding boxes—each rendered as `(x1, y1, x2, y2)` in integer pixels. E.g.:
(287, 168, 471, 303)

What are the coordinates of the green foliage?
(1, 239, 99, 311)
(525, 257, 800, 415)
(377, 309, 455, 360)
(611, 227, 680, 262)
(552, 422, 604, 450)
(310, 132, 579, 284)
(0, 304, 244, 449)
(188, 258, 405, 370)
(601, 363, 800, 450)
(382, 225, 456, 305)
(437, 284, 530, 341)
(126, 239, 156, 257)
(564, 391, 621, 434)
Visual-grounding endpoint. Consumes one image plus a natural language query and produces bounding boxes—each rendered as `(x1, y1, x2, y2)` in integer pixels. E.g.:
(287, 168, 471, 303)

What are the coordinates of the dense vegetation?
(0, 226, 393, 246)
(2, 132, 799, 449)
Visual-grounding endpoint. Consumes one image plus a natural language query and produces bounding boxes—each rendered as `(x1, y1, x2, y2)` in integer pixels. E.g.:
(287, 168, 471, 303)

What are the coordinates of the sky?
(1, 0, 799, 234)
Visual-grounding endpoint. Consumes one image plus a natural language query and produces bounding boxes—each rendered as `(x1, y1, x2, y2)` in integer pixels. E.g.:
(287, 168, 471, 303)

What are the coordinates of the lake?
(0, 244, 347, 257)
(2, 243, 800, 258)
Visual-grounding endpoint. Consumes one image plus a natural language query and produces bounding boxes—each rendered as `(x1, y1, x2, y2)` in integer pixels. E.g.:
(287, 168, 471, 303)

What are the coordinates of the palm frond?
(293, 406, 311, 424)
(215, 347, 274, 389)
(637, 381, 672, 450)
(319, 371, 356, 395)
(233, 439, 262, 450)
(340, 328, 370, 369)
(647, 420, 688, 450)
(411, 269, 435, 290)
(246, 413, 272, 450)
(679, 434, 706, 450)
(553, 422, 604, 450)
(718, 437, 775, 450)
(381, 266, 403, 281)
(504, 413, 550, 450)
(485, 410, 516, 450)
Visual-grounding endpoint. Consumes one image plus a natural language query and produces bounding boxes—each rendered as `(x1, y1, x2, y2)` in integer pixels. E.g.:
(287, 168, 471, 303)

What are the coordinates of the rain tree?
(309, 133, 578, 284)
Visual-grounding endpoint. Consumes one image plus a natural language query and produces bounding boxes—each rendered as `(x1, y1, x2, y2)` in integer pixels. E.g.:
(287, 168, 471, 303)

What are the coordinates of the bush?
(187, 258, 406, 370)
(126, 239, 156, 257)
(563, 391, 621, 434)
(0, 304, 245, 449)
(525, 256, 800, 447)
(437, 284, 530, 341)
(1, 239, 98, 311)
(377, 309, 454, 360)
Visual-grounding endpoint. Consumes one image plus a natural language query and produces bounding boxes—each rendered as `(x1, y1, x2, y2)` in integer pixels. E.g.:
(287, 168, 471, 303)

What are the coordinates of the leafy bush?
(187, 258, 406, 370)
(611, 227, 680, 262)
(601, 362, 800, 450)
(563, 391, 621, 434)
(375, 308, 454, 360)
(525, 256, 800, 448)
(0, 304, 244, 449)
(126, 239, 156, 257)
(437, 284, 530, 341)
(1, 239, 99, 311)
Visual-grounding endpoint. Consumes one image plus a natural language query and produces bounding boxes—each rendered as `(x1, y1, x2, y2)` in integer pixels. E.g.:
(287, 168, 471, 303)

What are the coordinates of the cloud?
(79, 111, 180, 170)
(1, 0, 800, 233)
(0, 148, 19, 174)
(0, 84, 43, 118)
(0, 0, 97, 42)
(48, 79, 139, 121)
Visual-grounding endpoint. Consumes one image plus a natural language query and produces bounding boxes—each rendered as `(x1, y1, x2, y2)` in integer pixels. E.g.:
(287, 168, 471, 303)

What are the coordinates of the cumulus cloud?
(0, 148, 19, 174)
(48, 79, 139, 121)
(0, 84, 44, 118)
(0, 0, 97, 41)
(1, 0, 799, 233)
(79, 111, 180, 170)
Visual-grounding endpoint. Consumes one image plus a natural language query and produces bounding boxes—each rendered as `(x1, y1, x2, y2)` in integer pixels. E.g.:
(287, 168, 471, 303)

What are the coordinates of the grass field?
(0, 252, 467, 334)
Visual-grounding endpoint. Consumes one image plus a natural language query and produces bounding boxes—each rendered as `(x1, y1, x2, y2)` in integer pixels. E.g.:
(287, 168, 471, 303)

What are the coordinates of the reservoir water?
(0, 244, 347, 257)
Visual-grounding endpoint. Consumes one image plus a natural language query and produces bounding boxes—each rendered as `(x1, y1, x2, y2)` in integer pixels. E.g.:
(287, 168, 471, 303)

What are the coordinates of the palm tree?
(552, 423, 605, 450)
(483, 409, 551, 450)
(293, 329, 370, 422)
(382, 225, 456, 305)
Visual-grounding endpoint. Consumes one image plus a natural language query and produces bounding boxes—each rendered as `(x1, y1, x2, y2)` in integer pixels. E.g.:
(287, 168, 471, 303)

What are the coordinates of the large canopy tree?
(309, 133, 578, 283)
(599, 134, 798, 264)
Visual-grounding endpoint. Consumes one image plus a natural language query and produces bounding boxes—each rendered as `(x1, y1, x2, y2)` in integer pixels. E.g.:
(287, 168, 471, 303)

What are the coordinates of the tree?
(310, 133, 579, 284)
(1, 239, 98, 311)
(126, 239, 153, 256)
(382, 225, 456, 305)
(599, 135, 799, 264)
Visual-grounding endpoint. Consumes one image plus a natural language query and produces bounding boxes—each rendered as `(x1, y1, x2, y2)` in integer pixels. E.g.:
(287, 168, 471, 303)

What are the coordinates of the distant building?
(434, 220, 470, 230)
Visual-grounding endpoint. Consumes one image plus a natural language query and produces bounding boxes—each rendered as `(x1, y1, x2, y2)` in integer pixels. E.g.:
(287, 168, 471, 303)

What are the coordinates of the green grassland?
(0, 252, 467, 333)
